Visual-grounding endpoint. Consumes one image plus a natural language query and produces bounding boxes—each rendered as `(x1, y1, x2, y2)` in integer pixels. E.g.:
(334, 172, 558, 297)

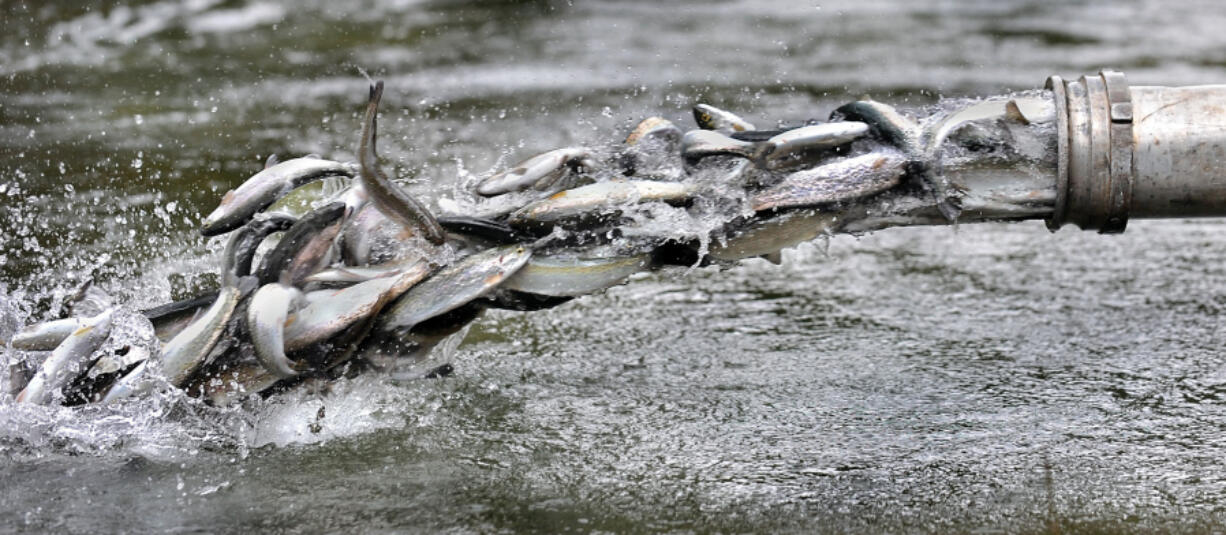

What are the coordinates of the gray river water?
(5, 0, 1226, 532)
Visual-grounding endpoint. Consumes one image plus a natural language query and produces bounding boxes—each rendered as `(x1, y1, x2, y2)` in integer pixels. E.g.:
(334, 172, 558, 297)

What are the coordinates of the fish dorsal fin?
(265, 154, 279, 169)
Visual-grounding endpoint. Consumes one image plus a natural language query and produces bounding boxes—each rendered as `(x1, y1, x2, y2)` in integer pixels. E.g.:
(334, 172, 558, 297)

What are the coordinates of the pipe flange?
(1045, 75, 1070, 231)
(1100, 69, 1132, 233)
(1045, 70, 1134, 233)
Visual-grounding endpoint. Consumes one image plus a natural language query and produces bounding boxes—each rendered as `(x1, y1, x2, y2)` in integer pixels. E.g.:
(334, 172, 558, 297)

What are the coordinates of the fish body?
(378, 246, 531, 333)
(832, 101, 921, 155)
(201, 158, 355, 236)
(507, 180, 695, 229)
(340, 202, 423, 266)
(159, 285, 240, 387)
(358, 81, 446, 244)
(709, 210, 839, 262)
(10, 317, 87, 351)
(476, 147, 596, 197)
(257, 202, 345, 285)
(99, 360, 153, 404)
(17, 307, 115, 405)
(751, 151, 907, 212)
(503, 254, 650, 297)
(680, 129, 758, 161)
(286, 261, 433, 351)
(302, 257, 421, 285)
(160, 226, 257, 387)
(692, 104, 755, 132)
(625, 117, 682, 147)
(248, 283, 305, 378)
(230, 214, 297, 280)
(756, 122, 869, 164)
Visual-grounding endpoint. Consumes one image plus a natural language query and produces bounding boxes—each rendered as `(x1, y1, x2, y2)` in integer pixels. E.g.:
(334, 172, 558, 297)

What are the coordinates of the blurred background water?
(4, 0, 1226, 532)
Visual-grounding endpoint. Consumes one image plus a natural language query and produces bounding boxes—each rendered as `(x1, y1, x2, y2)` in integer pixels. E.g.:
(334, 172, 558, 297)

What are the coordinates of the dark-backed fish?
(257, 202, 345, 285)
(358, 81, 446, 245)
(201, 158, 355, 236)
(755, 122, 869, 164)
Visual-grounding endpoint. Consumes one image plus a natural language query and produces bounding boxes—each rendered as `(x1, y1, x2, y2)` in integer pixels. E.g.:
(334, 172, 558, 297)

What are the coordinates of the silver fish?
(503, 254, 650, 297)
(247, 283, 305, 379)
(340, 202, 423, 266)
(756, 122, 869, 164)
(303, 257, 424, 285)
(9, 317, 86, 351)
(159, 284, 241, 387)
(475, 147, 596, 197)
(87, 344, 151, 379)
(708, 210, 840, 262)
(378, 246, 532, 333)
(680, 129, 758, 161)
(358, 81, 446, 245)
(832, 100, 921, 155)
(625, 117, 682, 147)
(159, 227, 258, 387)
(693, 104, 755, 132)
(17, 307, 115, 405)
(99, 360, 153, 404)
(751, 151, 907, 212)
(507, 180, 695, 229)
(285, 261, 433, 352)
(201, 157, 355, 236)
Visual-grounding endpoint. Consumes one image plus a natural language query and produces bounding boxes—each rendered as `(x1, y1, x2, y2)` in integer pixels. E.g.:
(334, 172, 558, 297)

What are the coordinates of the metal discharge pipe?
(841, 70, 1226, 235)
(1047, 70, 1226, 232)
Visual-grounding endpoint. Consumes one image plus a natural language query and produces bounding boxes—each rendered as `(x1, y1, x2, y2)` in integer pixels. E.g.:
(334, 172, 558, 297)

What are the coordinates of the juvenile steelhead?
(506, 180, 695, 229)
(475, 147, 596, 197)
(625, 117, 682, 147)
(247, 283, 305, 379)
(680, 129, 759, 161)
(359, 81, 446, 245)
(201, 158, 355, 236)
(10, 317, 87, 351)
(257, 202, 345, 285)
(99, 360, 152, 404)
(755, 122, 870, 164)
(285, 260, 433, 351)
(832, 101, 922, 155)
(17, 307, 115, 405)
(708, 210, 840, 262)
(503, 254, 651, 297)
(693, 104, 755, 132)
(751, 151, 907, 212)
(160, 226, 258, 387)
(378, 246, 532, 333)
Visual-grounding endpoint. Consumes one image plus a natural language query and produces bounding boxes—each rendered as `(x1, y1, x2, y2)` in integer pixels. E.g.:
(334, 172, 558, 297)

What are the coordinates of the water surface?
(4, 0, 1226, 532)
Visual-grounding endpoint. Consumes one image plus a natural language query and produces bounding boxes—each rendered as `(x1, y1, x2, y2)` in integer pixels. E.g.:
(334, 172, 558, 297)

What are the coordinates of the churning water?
(4, 0, 1226, 532)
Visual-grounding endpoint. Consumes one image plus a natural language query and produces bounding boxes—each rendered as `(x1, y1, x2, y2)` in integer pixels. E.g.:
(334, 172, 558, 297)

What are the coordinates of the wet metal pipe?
(1047, 70, 1226, 232)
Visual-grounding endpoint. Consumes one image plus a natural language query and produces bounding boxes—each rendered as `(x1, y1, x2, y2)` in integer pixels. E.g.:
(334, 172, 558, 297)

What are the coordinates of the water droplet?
(134, 114, 144, 125)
